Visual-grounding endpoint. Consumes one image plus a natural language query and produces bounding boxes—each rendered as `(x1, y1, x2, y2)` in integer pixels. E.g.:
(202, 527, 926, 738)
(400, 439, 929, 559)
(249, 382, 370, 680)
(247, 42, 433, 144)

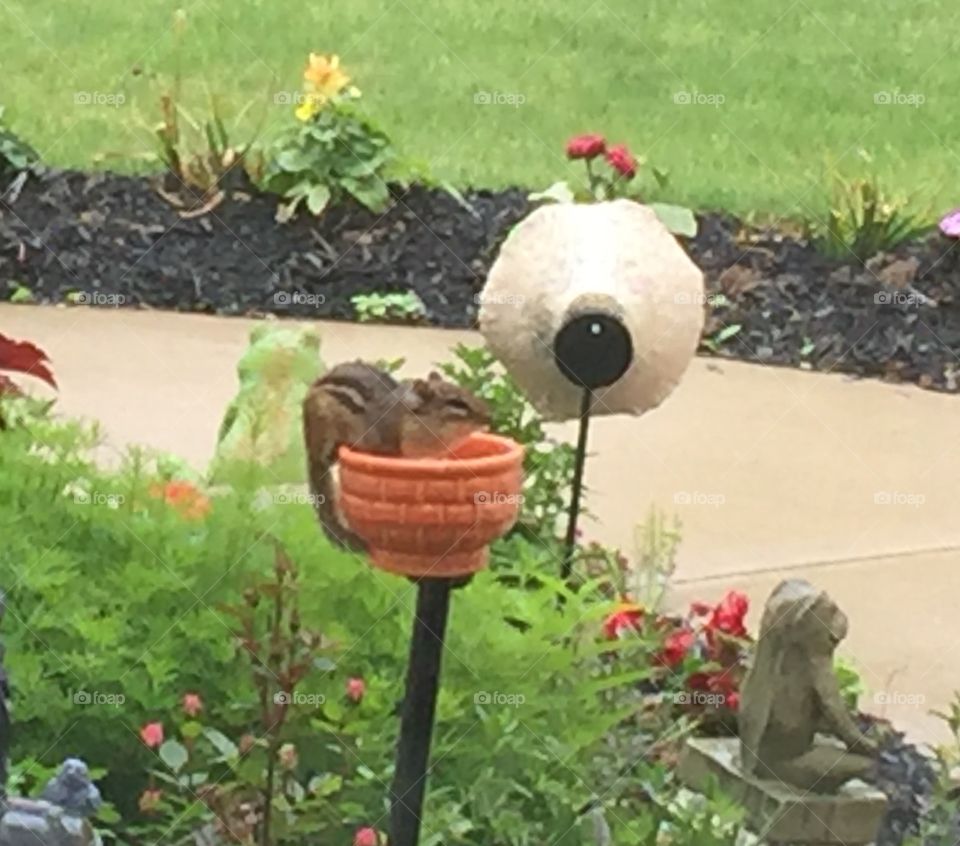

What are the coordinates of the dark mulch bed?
(3, 168, 960, 395)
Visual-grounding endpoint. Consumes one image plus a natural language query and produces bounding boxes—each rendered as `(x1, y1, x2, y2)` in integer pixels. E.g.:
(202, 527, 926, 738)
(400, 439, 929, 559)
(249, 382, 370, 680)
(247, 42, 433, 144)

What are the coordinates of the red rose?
(566, 133, 606, 160)
(709, 591, 749, 639)
(602, 603, 644, 640)
(656, 627, 695, 668)
(605, 144, 638, 180)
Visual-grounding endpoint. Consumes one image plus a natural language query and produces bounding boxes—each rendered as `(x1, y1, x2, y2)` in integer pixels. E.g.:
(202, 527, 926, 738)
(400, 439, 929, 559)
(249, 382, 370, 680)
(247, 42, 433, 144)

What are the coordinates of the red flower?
(346, 677, 366, 703)
(605, 144, 638, 179)
(566, 133, 606, 160)
(354, 827, 380, 846)
(140, 722, 164, 748)
(149, 480, 211, 520)
(182, 693, 203, 717)
(602, 603, 644, 640)
(656, 627, 695, 668)
(726, 691, 740, 711)
(689, 601, 713, 617)
(709, 591, 749, 639)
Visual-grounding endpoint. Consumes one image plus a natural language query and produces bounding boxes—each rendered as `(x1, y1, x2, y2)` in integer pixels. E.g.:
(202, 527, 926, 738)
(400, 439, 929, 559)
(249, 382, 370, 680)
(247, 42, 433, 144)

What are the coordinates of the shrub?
(438, 345, 575, 549)
(815, 173, 929, 261)
(262, 54, 395, 220)
(0, 402, 665, 843)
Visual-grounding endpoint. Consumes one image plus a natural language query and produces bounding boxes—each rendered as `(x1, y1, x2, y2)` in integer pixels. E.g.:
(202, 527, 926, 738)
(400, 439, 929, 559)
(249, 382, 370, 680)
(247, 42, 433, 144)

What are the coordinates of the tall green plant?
(438, 345, 575, 549)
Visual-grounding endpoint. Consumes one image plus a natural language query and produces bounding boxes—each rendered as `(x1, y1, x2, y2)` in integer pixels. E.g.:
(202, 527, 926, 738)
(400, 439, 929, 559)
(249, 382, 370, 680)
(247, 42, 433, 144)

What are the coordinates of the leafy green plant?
(0, 106, 40, 178)
(154, 93, 260, 200)
(834, 656, 866, 711)
(262, 54, 394, 220)
(701, 324, 742, 353)
(815, 173, 930, 261)
(351, 291, 425, 323)
(632, 507, 682, 612)
(149, 10, 263, 203)
(905, 695, 960, 846)
(438, 344, 575, 546)
(134, 544, 331, 846)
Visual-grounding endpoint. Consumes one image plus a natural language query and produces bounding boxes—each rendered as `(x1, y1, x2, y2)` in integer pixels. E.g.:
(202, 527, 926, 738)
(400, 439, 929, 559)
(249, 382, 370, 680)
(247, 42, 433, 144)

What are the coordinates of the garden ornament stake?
(337, 433, 523, 846)
(479, 199, 705, 577)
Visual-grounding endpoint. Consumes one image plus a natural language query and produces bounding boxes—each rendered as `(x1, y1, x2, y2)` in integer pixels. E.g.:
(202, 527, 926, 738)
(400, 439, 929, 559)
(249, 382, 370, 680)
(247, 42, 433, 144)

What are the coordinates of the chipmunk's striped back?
(303, 362, 402, 551)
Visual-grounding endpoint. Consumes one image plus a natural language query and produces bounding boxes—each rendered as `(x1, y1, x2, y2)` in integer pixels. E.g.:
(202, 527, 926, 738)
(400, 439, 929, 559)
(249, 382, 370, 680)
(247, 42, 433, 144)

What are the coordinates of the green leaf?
(10, 285, 33, 304)
(275, 150, 314, 173)
(158, 739, 189, 773)
(342, 177, 389, 211)
(308, 772, 343, 797)
(649, 202, 698, 237)
(528, 181, 576, 205)
(180, 720, 203, 739)
(306, 184, 332, 216)
(202, 727, 238, 760)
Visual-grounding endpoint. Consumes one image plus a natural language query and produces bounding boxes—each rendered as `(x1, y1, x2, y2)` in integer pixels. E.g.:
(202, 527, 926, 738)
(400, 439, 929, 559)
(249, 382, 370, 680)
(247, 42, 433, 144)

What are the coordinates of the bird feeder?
(337, 432, 524, 846)
(479, 199, 704, 573)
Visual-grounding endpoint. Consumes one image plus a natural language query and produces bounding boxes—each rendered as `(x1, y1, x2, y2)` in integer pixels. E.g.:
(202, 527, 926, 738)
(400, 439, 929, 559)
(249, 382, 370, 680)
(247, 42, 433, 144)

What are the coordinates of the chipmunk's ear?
(427, 371, 442, 381)
(410, 378, 433, 399)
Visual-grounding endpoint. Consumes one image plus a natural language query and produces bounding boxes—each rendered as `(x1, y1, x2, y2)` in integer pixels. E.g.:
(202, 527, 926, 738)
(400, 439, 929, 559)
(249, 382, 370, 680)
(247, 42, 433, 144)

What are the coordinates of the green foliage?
(154, 93, 259, 196)
(0, 106, 40, 178)
(834, 656, 866, 711)
(631, 507, 682, 611)
(263, 102, 394, 220)
(438, 344, 575, 547)
(0, 403, 651, 843)
(0, 349, 757, 844)
(906, 695, 960, 846)
(351, 291, 426, 324)
(815, 173, 930, 261)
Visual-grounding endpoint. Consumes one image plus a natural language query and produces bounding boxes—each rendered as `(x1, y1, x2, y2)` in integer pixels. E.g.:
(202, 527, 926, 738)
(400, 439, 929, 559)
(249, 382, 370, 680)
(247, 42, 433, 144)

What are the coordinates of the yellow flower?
(303, 53, 350, 101)
(295, 95, 321, 122)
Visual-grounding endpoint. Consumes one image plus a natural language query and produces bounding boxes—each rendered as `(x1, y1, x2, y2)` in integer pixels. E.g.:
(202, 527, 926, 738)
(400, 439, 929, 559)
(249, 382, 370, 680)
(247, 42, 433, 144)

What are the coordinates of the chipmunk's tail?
(303, 395, 367, 553)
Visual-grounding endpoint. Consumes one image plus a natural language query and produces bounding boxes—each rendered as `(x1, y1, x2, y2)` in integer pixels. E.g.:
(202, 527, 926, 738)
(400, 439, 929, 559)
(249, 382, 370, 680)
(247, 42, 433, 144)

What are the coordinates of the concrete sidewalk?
(3, 304, 958, 744)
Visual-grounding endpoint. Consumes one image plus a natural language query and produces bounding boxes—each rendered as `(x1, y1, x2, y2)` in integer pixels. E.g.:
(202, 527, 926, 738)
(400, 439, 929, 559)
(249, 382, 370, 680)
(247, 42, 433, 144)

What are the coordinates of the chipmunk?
(302, 361, 490, 551)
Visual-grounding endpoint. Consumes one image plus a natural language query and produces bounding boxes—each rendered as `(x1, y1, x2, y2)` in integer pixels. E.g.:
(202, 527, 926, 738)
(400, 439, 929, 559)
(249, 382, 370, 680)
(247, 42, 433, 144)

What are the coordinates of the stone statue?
(738, 579, 878, 792)
(40, 760, 101, 818)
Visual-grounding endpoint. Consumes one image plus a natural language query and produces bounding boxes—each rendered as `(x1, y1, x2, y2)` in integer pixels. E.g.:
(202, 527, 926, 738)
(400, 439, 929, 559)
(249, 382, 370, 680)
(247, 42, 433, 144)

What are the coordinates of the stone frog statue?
(738, 579, 879, 793)
(209, 324, 323, 487)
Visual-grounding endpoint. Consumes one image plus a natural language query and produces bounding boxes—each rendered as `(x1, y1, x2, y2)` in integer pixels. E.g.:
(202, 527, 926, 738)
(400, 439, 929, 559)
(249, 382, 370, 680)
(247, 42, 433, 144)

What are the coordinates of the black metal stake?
(389, 578, 453, 846)
(561, 388, 593, 580)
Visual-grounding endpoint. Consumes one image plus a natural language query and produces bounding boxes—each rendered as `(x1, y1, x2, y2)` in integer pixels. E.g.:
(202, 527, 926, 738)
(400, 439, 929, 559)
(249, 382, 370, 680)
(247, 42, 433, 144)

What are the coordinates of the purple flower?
(939, 208, 960, 238)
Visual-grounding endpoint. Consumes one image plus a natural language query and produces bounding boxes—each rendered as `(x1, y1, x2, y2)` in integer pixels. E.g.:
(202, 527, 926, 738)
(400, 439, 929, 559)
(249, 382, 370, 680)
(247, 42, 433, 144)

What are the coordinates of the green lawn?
(3, 0, 957, 217)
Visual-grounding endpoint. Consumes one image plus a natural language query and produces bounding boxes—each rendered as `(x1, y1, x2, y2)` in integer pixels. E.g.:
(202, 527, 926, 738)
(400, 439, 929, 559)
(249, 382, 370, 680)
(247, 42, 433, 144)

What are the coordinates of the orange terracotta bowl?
(338, 433, 524, 579)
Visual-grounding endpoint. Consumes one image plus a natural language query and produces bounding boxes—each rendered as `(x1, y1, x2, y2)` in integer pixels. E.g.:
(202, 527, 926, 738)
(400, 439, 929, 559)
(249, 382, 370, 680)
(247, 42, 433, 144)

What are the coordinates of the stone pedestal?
(0, 799, 96, 846)
(678, 738, 887, 845)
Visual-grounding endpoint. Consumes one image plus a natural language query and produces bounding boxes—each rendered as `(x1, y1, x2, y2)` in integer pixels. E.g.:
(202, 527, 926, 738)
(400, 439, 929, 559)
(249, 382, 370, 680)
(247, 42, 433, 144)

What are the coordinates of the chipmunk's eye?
(445, 398, 472, 416)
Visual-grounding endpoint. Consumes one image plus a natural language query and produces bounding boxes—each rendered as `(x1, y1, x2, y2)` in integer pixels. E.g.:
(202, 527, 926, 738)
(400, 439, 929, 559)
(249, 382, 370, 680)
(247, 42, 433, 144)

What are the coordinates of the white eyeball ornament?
(478, 199, 705, 421)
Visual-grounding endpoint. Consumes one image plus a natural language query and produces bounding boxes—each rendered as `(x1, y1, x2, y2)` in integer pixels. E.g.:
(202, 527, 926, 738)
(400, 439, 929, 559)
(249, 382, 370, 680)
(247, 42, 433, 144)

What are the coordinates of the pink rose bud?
(140, 721, 164, 748)
(354, 827, 379, 846)
(346, 677, 366, 703)
(182, 693, 203, 717)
